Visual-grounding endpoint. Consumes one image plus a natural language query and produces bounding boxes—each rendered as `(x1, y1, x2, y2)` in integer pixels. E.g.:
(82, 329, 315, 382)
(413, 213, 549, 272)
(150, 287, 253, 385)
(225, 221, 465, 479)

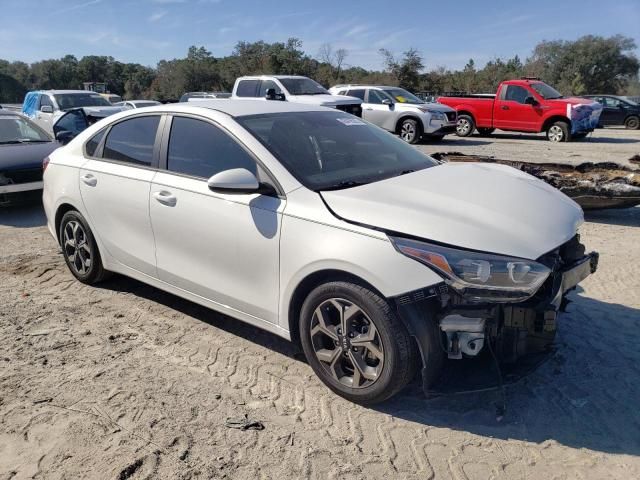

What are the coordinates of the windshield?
(53, 93, 112, 110)
(530, 82, 563, 99)
(237, 111, 438, 191)
(621, 96, 638, 106)
(0, 115, 51, 143)
(279, 78, 329, 95)
(382, 88, 425, 104)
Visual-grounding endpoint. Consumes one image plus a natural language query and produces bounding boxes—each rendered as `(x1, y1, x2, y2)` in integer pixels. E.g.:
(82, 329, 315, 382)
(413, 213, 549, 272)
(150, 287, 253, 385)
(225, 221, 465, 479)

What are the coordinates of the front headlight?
(427, 110, 447, 120)
(390, 236, 551, 302)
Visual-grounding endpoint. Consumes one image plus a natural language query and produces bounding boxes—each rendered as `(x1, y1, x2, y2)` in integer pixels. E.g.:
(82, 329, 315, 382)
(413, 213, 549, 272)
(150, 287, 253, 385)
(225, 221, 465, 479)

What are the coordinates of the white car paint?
(43, 100, 585, 344)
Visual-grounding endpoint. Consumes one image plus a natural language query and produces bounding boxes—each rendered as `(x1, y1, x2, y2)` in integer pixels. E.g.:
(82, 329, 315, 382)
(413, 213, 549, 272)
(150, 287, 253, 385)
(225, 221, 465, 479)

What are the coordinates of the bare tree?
(318, 43, 348, 81)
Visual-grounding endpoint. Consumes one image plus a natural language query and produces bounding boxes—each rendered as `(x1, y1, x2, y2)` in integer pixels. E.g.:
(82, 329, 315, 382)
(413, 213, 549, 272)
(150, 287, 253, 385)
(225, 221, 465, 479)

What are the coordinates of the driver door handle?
(81, 174, 97, 187)
(501, 105, 510, 110)
(153, 190, 177, 207)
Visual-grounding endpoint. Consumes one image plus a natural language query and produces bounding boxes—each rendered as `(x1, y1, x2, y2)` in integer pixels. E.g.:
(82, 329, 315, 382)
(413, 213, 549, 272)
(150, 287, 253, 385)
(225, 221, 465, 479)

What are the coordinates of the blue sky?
(0, 0, 638, 70)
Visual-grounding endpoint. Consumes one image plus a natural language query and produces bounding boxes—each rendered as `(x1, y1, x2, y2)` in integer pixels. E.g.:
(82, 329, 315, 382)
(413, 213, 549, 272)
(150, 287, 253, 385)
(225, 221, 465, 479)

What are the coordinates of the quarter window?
(167, 117, 257, 179)
(86, 129, 105, 157)
(103, 116, 159, 166)
(236, 80, 260, 97)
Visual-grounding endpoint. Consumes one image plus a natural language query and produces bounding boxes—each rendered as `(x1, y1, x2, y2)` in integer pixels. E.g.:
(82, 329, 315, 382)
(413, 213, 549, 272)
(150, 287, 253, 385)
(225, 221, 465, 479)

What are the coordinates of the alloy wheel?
(400, 121, 417, 143)
(548, 125, 564, 142)
(456, 118, 471, 135)
(310, 298, 384, 388)
(63, 220, 91, 275)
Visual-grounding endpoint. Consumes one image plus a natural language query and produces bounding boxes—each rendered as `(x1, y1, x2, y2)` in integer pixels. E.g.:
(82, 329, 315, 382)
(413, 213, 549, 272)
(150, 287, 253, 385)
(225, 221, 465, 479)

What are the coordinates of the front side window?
(258, 80, 282, 97)
(167, 117, 256, 179)
(39, 95, 54, 109)
(504, 85, 531, 104)
(103, 116, 160, 166)
(368, 89, 391, 104)
(237, 111, 438, 191)
(236, 80, 260, 97)
(603, 97, 622, 108)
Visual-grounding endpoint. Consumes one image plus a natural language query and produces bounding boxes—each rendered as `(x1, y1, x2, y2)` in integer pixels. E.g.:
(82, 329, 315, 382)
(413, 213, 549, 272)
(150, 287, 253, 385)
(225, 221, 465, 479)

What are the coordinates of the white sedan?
(113, 100, 161, 110)
(42, 100, 597, 404)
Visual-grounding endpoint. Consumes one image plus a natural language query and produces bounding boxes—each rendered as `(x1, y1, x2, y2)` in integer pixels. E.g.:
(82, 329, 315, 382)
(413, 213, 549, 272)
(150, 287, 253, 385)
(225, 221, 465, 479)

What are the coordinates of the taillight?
(43, 156, 50, 172)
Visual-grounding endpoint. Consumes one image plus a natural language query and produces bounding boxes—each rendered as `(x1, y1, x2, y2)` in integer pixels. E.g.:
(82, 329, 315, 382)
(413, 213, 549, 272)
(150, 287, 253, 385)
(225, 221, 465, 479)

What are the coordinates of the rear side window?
(236, 80, 260, 97)
(86, 129, 105, 157)
(167, 117, 257, 179)
(103, 116, 159, 166)
(347, 89, 365, 101)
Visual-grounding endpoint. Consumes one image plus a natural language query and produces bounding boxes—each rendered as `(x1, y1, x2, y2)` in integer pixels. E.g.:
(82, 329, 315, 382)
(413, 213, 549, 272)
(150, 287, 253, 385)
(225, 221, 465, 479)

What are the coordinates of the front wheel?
(299, 282, 418, 404)
(456, 114, 475, 137)
(546, 121, 571, 142)
(625, 115, 640, 130)
(59, 210, 109, 284)
(399, 118, 421, 144)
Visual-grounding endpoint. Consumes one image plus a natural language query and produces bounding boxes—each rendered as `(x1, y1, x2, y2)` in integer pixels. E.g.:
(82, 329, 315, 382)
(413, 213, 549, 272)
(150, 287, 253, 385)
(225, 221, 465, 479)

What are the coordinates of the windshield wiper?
(299, 91, 327, 95)
(321, 180, 369, 191)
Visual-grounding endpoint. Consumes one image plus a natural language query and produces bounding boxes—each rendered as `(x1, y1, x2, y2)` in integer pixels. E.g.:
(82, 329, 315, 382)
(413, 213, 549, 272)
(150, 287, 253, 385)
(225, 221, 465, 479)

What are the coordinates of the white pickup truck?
(231, 75, 363, 117)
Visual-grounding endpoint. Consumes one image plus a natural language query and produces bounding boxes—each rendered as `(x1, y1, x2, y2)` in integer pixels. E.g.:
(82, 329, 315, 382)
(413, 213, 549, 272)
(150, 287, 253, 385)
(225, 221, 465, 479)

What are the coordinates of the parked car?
(232, 75, 362, 117)
(43, 100, 598, 404)
(22, 90, 125, 134)
(114, 100, 162, 110)
(329, 84, 457, 144)
(179, 92, 231, 102)
(1, 110, 59, 205)
(438, 78, 603, 142)
(581, 95, 640, 129)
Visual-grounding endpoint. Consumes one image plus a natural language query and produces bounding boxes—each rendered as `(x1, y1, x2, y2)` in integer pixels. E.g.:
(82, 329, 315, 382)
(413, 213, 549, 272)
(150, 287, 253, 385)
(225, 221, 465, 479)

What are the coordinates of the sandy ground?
(1, 129, 640, 480)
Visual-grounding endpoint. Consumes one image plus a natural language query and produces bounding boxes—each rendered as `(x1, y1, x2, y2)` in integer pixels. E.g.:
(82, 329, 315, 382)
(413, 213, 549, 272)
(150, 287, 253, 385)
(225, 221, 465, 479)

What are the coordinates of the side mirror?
(207, 168, 260, 193)
(55, 130, 75, 145)
(265, 88, 277, 100)
(40, 105, 53, 113)
(382, 98, 393, 107)
(524, 96, 538, 106)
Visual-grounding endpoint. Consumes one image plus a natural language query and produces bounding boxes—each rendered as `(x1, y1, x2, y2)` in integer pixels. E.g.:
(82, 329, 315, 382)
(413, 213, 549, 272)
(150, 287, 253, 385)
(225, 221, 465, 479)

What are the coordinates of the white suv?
(329, 85, 457, 143)
(43, 100, 597, 404)
(232, 75, 363, 117)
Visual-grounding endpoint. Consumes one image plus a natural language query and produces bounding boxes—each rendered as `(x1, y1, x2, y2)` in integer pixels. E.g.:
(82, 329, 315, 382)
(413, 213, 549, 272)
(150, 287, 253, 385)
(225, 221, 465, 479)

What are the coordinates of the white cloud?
(54, 0, 102, 15)
(149, 11, 168, 22)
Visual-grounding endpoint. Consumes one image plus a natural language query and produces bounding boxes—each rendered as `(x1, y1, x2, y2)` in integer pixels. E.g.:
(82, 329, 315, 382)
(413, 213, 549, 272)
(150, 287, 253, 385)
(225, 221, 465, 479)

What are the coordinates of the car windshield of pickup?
(382, 88, 425, 104)
(279, 78, 329, 95)
(530, 82, 563, 100)
(53, 93, 112, 110)
(237, 111, 438, 191)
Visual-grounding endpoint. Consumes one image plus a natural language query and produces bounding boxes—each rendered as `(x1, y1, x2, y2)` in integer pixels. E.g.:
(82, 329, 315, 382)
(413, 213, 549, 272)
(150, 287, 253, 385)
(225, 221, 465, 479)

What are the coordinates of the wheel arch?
(54, 202, 81, 245)
(286, 269, 386, 348)
(395, 114, 425, 135)
(542, 115, 571, 133)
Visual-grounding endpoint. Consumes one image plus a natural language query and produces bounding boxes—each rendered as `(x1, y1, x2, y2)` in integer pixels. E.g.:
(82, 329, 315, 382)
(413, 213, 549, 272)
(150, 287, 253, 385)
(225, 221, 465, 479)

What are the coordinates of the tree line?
(0, 34, 638, 103)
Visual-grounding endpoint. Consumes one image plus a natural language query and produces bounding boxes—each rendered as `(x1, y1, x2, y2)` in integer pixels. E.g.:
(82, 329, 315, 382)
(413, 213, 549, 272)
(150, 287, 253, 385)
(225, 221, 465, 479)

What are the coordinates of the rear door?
(235, 79, 261, 98)
(79, 114, 163, 277)
(149, 115, 284, 324)
(493, 84, 542, 131)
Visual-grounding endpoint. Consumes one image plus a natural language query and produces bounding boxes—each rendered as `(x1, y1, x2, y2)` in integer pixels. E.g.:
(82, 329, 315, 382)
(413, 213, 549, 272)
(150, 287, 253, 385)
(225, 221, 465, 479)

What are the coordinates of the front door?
(493, 85, 542, 131)
(600, 97, 626, 125)
(149, 115, 283, 324)
(79, 115, 162, 277)
(362, 89, 395, 131)
(34, 94, 55, 132)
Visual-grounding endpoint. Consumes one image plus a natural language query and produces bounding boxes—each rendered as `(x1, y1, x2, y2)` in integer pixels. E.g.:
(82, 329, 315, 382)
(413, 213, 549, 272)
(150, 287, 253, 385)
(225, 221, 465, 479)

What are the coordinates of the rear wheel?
(625, 115, 640, 130)
(456, 114, 475, 137)
(299, 282, 418, 404)
(546, 121, 571, 142)
(59, 211, 109, 284)
(399, 118, 421, 144)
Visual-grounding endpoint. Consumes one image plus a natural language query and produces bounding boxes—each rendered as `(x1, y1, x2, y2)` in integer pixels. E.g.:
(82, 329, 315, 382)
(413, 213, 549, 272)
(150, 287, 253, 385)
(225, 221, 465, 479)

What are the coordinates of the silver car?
(330, 85, 457, 144)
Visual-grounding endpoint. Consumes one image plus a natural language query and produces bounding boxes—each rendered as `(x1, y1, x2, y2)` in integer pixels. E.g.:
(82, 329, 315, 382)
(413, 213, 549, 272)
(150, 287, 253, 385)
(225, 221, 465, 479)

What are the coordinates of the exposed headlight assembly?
(390, 236, 551, 302)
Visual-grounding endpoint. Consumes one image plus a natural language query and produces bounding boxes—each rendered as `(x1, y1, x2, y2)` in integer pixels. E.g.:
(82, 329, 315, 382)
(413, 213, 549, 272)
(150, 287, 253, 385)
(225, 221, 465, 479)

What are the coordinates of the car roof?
(332, 85, 397, 89)
(34, 90, 101, 95)
(0, 109, 21, 117)
(237, 75, 311, 80)
(141, 99, 329, 117)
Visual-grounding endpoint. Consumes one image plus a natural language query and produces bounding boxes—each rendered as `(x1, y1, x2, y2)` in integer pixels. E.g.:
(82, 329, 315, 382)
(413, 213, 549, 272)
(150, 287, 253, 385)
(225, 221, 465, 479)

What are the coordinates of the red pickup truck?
(437, 78, 603, 142)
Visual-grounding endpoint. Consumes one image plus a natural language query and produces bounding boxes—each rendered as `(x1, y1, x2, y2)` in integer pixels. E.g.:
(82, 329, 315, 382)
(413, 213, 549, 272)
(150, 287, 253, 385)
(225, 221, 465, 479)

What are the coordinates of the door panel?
(494, 85, 542, 131)
(150, 172, 284, 323)
(362, 89, 395, 130)
(79, 160, 157, 275)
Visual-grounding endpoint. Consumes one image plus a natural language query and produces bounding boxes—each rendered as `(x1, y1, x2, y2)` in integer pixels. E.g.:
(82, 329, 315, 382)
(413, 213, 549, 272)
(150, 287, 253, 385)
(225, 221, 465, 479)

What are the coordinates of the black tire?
(625, 115, 640, 130)
(546, 120, 571, 142)
(398, 118, 421, 144)
(299, 281, 418, 404)
(477, 127, 495, 136)
(59, 210, 109, 284)
(456, 114, 475, 137)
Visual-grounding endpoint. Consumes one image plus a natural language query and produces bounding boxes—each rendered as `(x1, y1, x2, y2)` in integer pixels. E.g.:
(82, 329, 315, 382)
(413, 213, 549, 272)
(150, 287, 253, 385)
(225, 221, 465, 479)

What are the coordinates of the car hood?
(321, 162, 583, 260)
(395, 102, 455, 113)
(288, 94, 362, 107)
(549, 96, 596, 106)
(0, 141, 59, 171)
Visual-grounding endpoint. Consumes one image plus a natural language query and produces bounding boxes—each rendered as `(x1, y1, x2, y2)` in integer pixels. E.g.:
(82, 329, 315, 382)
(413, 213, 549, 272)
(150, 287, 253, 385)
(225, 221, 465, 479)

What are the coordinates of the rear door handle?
(501, 105, 510, 110)
(153, 190, 177, 207)
(81, 173, 97, 187)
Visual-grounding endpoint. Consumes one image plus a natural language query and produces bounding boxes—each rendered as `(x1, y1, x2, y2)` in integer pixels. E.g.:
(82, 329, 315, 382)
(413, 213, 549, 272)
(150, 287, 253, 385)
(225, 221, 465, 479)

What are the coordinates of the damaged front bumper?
(393, 235, 598, 393)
